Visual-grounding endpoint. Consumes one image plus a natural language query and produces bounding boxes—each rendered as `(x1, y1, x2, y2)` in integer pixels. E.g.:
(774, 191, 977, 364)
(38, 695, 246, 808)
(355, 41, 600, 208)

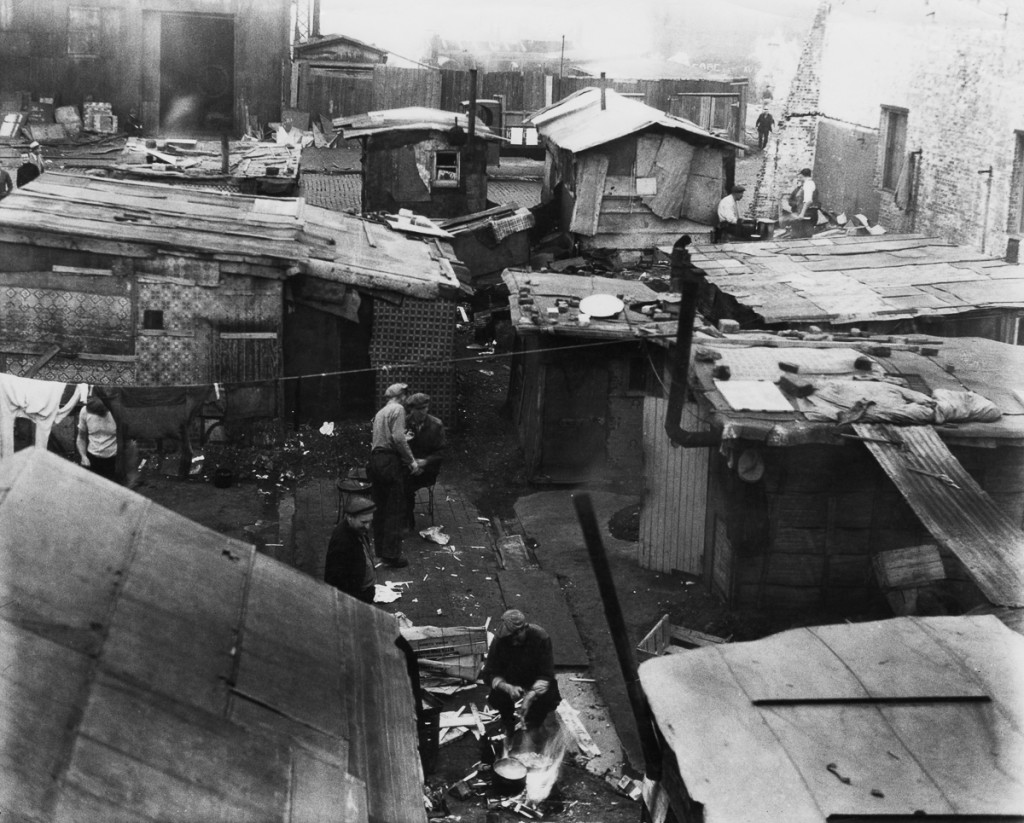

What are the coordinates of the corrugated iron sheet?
(527, 87, 745, 153)
(333, 106, 504, 142)
(640, 616, 1024, 822)
(0, 449, 426, 822)
(854, 422, 1024, 607)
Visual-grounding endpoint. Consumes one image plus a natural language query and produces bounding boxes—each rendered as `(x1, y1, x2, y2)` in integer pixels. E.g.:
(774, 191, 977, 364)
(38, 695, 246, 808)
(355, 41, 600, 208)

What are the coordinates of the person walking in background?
(324, 495, 377, 603)
(483, 609, 561, 739)
(403, 392, 446, 530)
(76, 396, 118, 481)
(755, 108, 775, 150)
(367, 382, 420, 568)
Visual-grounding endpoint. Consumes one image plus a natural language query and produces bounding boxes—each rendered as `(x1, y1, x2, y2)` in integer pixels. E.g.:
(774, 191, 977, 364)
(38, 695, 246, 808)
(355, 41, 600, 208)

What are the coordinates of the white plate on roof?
(579, 294, 624, 318)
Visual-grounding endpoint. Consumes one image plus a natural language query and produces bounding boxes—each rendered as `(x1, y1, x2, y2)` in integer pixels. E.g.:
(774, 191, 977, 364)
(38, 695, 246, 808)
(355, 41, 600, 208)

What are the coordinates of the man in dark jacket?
(324, 495, 377, 603)
(403, 392, 446, 529)
(755, 108, 775, 150)
(483, 609, 561, 736)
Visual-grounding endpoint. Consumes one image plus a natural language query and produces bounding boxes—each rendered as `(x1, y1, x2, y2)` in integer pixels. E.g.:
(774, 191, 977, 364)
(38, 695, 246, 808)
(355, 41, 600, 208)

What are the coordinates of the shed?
(293, 34, 389, 127)
(640, 615, 1024, 822)
(0, 172, 467, 426)
(525, 88, 746, 252)
(643, 331, 1024, 613)
(439, 204, 536, 287)
(683, 233, 1024, 344)
(502, 269, 675, 483)
(333, 107, 505, 219)
(0, 447, 426, 821)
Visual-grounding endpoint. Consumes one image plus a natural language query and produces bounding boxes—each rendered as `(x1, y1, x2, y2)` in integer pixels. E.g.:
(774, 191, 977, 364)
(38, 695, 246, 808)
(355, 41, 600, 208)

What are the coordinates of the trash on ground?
(420, 525, 451, 545)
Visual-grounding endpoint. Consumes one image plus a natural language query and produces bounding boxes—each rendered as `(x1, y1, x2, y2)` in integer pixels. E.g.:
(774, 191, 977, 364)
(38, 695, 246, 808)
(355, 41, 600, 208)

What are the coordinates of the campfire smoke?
(509, 724, 569, 803)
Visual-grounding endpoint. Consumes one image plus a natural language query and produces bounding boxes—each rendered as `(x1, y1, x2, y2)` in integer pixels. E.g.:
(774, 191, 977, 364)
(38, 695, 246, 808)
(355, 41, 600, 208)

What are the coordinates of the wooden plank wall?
(639, 395, 710, 575)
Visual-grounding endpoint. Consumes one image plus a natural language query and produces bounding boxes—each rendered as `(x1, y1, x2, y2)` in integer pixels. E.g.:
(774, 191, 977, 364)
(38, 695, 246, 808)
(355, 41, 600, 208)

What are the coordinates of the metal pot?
(492, 757, 527, 794)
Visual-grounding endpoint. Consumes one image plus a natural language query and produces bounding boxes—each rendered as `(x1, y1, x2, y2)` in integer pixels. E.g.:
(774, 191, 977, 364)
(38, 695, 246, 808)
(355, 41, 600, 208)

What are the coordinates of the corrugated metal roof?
(0, 449, 426, 822)
(854, 422, 1024, 607)
(526, 87, 745, 153)
(502, 269, 676, 340)
(0, 173, 463, 298)
(640, 615, 1024, 822)
(686, 234, 1024, 325)
(333, 107, 505, 142)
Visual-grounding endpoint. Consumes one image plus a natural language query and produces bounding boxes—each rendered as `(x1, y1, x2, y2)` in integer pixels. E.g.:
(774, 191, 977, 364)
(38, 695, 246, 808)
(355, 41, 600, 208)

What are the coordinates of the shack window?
(68, 7, 101, 56)
(880, 106, 908, 191)
(433, 151, 460, 188)
(142, 310, 164, 330)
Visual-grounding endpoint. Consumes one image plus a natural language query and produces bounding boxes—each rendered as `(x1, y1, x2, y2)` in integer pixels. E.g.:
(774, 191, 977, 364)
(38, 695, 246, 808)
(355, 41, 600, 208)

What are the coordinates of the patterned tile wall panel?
(0, 286, 132, 353)
(370, 298, 458, 423)
(4, 356, 136, 386)
(135, 335, 197, 385)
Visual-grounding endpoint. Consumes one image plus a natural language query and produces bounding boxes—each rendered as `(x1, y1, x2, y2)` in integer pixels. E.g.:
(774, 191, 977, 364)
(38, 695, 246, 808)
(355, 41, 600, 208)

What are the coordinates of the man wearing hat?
(367, 382, 421, 568)
(716, 184, 759, 241)
(324, 494, 378, 603)
(482, 609, 561, 737)
(403, 392, 446, 529)
(16, 142, 43, 188)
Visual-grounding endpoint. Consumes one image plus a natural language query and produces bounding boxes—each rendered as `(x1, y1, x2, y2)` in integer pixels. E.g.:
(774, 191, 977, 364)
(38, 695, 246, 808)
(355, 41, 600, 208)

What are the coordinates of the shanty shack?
(640, 615, 1024, 822)
(0, 172, 466, 427)
(293, 34, 389, 127)
(0, 0, 289, 136)
(526, 88, 746, 252)
(503, 270, 676, 484)
(687, 233, 1024, 344)
(647, 329, 1024, 614)
(0, 447, 426, 821)
(334, 107, 504, 218)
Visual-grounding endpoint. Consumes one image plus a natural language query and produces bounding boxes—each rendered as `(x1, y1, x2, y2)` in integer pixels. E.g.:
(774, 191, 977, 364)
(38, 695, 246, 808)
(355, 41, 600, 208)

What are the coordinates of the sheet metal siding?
(640, 396, 709, 575)
(856, 423, 1024, 607)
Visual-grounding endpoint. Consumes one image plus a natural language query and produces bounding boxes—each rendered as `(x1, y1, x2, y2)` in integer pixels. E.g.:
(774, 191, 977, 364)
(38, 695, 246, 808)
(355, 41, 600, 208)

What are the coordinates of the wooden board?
(497, 569, 588, 667)
(290, 749, 368, 823)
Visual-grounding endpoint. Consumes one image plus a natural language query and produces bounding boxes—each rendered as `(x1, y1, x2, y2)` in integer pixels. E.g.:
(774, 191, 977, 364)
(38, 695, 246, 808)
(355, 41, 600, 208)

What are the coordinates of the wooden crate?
(637, 614, 727, 663)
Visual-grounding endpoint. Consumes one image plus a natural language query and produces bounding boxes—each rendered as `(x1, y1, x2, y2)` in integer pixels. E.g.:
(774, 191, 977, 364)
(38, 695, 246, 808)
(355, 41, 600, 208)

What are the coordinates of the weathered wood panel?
(640, 396, 709, 575)
(373, 64, 442, 110)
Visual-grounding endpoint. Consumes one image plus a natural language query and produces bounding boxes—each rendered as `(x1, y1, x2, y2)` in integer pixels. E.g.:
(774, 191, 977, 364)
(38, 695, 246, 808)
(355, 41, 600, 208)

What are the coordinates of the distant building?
(0, 0, 290, 136)
(753, 1, 1024, 260)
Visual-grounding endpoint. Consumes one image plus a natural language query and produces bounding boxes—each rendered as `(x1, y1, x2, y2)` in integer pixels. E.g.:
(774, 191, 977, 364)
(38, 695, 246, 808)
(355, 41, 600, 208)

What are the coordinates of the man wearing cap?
(716, 185, 759, 241)
(755, 107, 775, 150)
(367, 382, 421, 568)
(482, 609, 561, 737)
(403, 392, 446, 529)
(324, 494, 377, 603)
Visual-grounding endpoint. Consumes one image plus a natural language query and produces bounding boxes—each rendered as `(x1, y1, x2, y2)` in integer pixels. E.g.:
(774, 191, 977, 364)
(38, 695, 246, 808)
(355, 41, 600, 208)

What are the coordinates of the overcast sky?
(317, 0, 822, 66)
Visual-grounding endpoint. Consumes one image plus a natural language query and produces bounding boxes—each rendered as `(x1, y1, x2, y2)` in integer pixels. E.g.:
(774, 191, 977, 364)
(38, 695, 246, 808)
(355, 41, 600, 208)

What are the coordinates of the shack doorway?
(540, 355, 608, 482)
(159, 13, 235, 135)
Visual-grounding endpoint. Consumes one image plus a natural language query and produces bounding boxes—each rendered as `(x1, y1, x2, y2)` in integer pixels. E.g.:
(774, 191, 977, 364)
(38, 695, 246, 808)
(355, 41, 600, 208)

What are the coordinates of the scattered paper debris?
(319, 421, 335, 436)
(420, 525, 451, 545)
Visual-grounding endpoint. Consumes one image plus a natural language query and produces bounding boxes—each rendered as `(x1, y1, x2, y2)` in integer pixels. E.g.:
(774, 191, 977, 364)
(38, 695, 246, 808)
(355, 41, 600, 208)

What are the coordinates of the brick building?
(752, 0, 1024, 268)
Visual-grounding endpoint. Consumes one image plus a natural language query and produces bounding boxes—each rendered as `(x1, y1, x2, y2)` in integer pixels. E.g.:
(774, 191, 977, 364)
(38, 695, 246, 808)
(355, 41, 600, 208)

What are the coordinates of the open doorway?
(159, 13, 234, 135)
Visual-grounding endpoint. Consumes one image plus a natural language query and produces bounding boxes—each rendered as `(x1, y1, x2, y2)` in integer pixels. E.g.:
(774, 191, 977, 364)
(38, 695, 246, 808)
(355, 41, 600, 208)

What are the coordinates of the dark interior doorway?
(160, 13, 234, 135)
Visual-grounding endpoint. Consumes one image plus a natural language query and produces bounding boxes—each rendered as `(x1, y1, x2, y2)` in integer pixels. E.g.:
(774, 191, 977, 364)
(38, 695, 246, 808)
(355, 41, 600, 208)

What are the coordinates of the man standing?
(483, 609, 561, 738)
(367, 382, 420, 568)
(716, 185, 759, 241)
(403, 392, 446, 530)
(76, 396, 118, 481)
(16, 141, 44, 188)
(755, 108, 775, 150)
(789, 167, 820, 238)
(324, 495, 377, 604)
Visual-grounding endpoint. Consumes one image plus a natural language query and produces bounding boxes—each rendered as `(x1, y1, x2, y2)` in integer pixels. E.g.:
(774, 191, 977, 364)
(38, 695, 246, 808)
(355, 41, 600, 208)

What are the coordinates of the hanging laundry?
(96, 385, 213, 478)
(0, 373, 87, 458)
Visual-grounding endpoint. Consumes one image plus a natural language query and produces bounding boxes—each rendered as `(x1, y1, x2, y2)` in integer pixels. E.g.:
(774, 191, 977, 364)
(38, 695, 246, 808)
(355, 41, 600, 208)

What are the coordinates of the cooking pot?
(492, 757, 527, 794)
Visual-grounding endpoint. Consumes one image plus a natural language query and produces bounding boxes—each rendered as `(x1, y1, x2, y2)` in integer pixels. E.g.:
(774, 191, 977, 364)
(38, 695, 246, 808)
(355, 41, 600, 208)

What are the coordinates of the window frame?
(67, 6, 102, 57)
(432, 150, 460, 189)
(880, 105, 908, 192)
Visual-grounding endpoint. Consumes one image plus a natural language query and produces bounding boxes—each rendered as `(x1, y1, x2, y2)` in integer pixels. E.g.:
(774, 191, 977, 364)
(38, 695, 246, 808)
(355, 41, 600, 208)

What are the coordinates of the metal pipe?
(978, 165, 993, 253)
(468, 68, 478, 141)
(665, 235, 722, 448)
(600, 73, 606, 110)
(572, 493, 662, 780)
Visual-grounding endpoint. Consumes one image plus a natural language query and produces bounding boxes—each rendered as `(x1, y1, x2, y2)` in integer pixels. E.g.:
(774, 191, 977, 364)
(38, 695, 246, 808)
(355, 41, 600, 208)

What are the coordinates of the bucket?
(492, 757, 527, 794)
